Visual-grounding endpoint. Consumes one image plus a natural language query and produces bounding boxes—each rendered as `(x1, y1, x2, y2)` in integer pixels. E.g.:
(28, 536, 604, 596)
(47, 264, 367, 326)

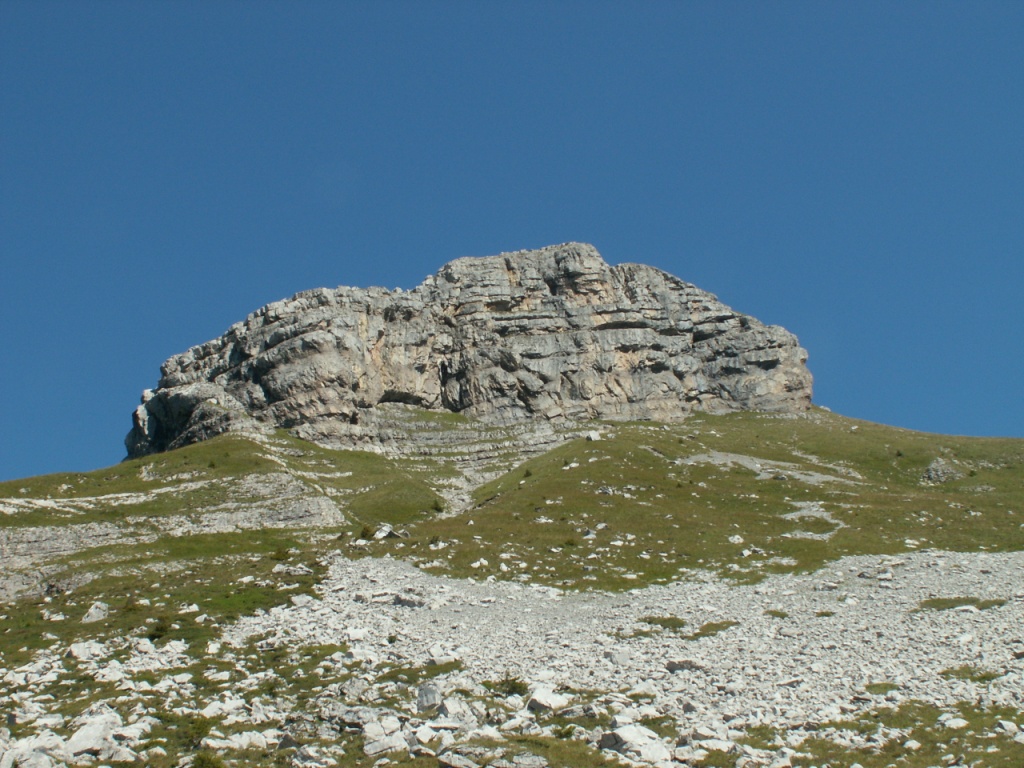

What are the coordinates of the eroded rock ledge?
(126, 243, 812, 458)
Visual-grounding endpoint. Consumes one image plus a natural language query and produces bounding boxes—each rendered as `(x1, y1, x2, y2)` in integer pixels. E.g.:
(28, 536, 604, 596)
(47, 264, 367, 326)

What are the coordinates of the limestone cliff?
(126, 243, 812, 458)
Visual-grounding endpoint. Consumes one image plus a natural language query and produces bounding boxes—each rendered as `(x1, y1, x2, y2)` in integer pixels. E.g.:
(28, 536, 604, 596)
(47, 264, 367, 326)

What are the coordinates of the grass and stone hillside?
(2, 407, 1023, 768)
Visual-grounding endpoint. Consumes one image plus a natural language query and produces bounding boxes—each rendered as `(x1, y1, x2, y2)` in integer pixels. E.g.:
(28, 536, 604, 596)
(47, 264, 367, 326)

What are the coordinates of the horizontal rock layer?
(126, 243, 812, 457)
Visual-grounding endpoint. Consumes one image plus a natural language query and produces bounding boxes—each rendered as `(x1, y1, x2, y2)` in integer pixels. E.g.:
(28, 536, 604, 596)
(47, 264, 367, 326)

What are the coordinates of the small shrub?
(485, 671, 529, 697)
(146, 615, 171, 641)
(192, 752, 226, 768)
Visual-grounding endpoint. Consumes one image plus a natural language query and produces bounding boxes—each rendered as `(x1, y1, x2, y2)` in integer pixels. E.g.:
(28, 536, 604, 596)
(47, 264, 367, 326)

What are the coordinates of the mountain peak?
(126, 243, 812, 458)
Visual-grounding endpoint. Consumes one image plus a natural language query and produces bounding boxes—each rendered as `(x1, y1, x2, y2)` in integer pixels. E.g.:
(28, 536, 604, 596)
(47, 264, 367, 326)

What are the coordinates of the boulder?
(81, 601, 109, 623)
(526, 687, 570, 712)
(599, 723, 672, 762)
(418, 684, 442, 712)
(921, 457, 964, 485)
(438, 753, 480, 768)
(0, 730, 72, 768)
(65, 706, 137, 763)
(67, 640, 107, 661)
(363, 732, 408, 757)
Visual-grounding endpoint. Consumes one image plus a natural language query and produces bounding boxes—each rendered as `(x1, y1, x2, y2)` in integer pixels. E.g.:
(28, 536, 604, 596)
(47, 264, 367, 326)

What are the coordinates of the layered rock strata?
(126, 243, 812, 458)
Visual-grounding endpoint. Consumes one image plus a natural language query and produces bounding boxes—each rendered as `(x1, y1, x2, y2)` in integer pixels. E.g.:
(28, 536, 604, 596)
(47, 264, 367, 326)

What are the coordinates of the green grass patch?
(638, 716, 678, 739)
(375, 659, 463, 685)
(683, 620, 739, 640)
(696, 750, 735, 767)
(864, 682, 900, 695)
(738, 724, 780, 750)
(497, 735, 620, 767)
(915, 596, 1007, 612)
(940, 665, 1002, 683)
(639, 615, 688, 631)
(796, 700, 1024, 767)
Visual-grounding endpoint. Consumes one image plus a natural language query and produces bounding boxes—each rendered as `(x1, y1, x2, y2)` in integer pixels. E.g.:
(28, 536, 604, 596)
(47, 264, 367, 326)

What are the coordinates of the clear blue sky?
(2, 2, 1022, 482)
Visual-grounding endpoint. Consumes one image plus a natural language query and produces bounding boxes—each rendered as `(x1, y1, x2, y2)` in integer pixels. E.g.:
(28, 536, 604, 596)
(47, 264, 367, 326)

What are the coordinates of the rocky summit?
(125, 243, 811, 459)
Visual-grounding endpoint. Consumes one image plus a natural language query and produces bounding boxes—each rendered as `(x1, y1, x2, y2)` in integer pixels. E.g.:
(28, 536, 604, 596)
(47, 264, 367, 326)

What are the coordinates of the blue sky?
(2, 2, 1022, 481)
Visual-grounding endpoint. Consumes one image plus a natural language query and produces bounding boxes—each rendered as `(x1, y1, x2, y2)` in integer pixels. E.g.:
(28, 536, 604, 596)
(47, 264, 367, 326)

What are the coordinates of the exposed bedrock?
(126, 243, 812, 457)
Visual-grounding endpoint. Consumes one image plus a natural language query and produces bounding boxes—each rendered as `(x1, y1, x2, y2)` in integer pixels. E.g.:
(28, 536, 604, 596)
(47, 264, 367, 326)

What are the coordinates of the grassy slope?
(4, 408, 1022, 594)
(0, 432, 444, 669)
(0, 431, 445, 529)
(380, 408, 1024, 589)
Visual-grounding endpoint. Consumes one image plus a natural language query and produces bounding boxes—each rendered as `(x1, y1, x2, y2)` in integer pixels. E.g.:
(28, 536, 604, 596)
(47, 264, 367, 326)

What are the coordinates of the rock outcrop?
(126, 243, 811, 458)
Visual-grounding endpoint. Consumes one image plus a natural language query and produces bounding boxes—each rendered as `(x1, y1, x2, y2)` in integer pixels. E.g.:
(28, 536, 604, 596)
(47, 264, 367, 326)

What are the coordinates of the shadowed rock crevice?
(126, 243, 812, 458)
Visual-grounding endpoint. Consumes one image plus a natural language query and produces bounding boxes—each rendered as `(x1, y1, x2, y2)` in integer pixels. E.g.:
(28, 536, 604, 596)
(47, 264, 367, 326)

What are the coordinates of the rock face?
(126, 243, 812, 458)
